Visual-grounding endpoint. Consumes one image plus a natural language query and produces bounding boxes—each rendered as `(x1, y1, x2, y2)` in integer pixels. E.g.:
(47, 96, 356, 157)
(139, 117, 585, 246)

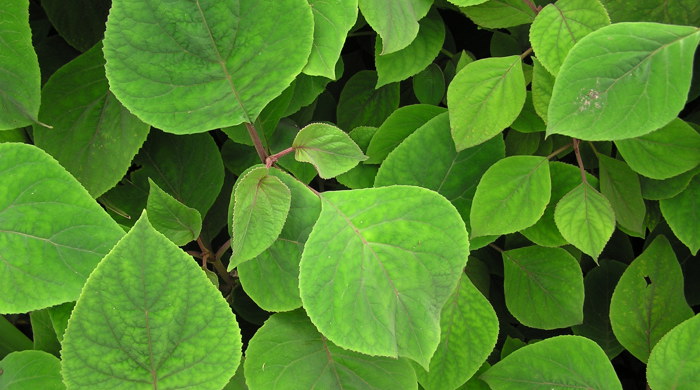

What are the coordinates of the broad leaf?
(600, 0, 700, 26)
(40, 0, 110, 52)
(304, 0, 358, 79)
(554, 182, 615, 259)
(547, 23, 700, 140)
(0, 350, 64, 390)
(609, 235, 693, 363)
(0, 143, 124, 314)
(358, 0, 433, 54)
(598, 154, 646, 236)
(336, 70, 400, 130)
(470, 156, 551, 237)
(502, 246, 584, 329)
(103, 0, 314, 133)
(61, 213, 242, 389)
(481, 335, 622, 389)
(647, 314, 700, 389)
(146, 179, 202, 246)
(461, 0, 536, 29)
(660, 176, 700, 254)
(245, 310, 418, 389)
(447, 0, 488, 5)
(413, 63, 446, 105)
(0, 0, 41, 130)
(299, 186, 469, 367)
(448, 55, 526, 150)
(293, 123, 368, 178)
(30, 309, 61, 356)
(640, 167, 699, 200)
(0, 316, 32, 359)
(531, 57, 554, 123)
(34, 42, 150, 198)
(335, 126, 380, 189)
(230, 167, 291, 268)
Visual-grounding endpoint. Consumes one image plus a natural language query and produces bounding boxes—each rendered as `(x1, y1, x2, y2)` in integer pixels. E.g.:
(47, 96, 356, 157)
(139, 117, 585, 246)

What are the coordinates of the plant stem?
(572, 138, 588, 183)
(266, 147, 295, 168)
(522, 0, 542, 14)
(215, 239, 231, 261)
(488, 243, 504, 253)
(520, 47, 534, 59)
(245, 122, 269, 163)
(546, 142, 573, 160)
(440, 48, 455, 59)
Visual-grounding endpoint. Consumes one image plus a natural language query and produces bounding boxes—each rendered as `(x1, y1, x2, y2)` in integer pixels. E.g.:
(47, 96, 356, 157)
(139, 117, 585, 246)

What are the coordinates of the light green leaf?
(413, 63, 445, 105)
(103, 0, 314, 133)
(481, 335, 622, 390)
(245, 310, 418, 389)
(448, 0, 488, 5)
(0, 0, 41, 130)
(47, 302, 74, 343)
(34, 43, 150, 198)
(554, 182, 615, 259)
(547, 23, 700, 140)
(510, 93, 545, 134)
(336, 70, 400, 130)
(146, 179, 202, 246)
(448, 55, 526, 150)
(269, 120, 319, 184)
(0, 128, 29, 144)
(299, 186, 469, 367)
(284, 72, 337, 117)
(470, 156, 551, 237)
(609, 235, 693, 363)
(304, 0, 358, 79)
(598, 154, 646, 236)
(529, 0, 610, 76)
(0, 143, 124, 314)
(531, 57, 554, 123)
(647, 314, 700, 389)
(40, 0, 110, 52)
(238, 168, 321, 312)
(365, 104, 446, 164)
(230, 167, 291, 269)
(416, 275, 499, 390)
(461, 0, 536, 29)
(358, 0, 433, 54)
(0, 350, 64, 390)
(600, 0, 700, 26)
(375, 11, 445, 87)
(61, 213, 242, 389)
(335, 126, 380, 189)
(615, 118, 700, 180)
(660, 175, 700, 255)
(292, 122, 368, 178)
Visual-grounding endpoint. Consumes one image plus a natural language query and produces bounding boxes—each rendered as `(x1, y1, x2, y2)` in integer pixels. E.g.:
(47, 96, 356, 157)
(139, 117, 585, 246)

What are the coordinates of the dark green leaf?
(660, 175, 700, 254)
(41, 0, 110, 51)
(336, 70, 401, 130)
(413, 63, 446, 105)
(598, 154, 646, 236)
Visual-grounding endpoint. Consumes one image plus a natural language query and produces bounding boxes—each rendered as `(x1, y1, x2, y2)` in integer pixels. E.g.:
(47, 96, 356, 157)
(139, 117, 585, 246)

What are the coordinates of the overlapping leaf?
(0, 350, 64, 390)
(358, 0, 433, 54)
(647, 315, 700, 389)
(600, 0, 700, 25)
(412, 64, 445, 105)
(293, 123, 368, 178)
(146, 179, 202, 246)
(660, 176, 700, 254)
(336, 70, 400, 130)
(304, 0, 357, 79)
(461, 0, 536, 29)
(41, 0, 110, 52)
(598, 154, 645, 236)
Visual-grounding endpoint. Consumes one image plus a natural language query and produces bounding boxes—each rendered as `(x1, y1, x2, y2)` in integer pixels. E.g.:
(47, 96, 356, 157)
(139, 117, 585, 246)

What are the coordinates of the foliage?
(1, 0, 699, 389)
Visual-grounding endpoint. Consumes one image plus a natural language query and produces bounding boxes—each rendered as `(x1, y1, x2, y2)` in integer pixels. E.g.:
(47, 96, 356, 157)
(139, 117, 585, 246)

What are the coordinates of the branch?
(265, 147, 295, 168)
(546, 142, 573, 160)
(246, 122, 269, 163)
(522, 0, 542, 14)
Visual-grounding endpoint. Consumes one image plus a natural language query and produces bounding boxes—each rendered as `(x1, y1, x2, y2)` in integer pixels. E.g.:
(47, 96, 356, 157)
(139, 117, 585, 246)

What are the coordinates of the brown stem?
(198, 235, 234, 288)
(520, 47, 534, 59)
(215, 239, 231, 261)
(573, 138, 588, 184)
(186, 250, 203, 259)
(266, 147, 295, 168)
(246, 122, 269, 163)
(488, 243, 504, 253)
(522, 0, 542, 14)
(546, 142, 573, 160)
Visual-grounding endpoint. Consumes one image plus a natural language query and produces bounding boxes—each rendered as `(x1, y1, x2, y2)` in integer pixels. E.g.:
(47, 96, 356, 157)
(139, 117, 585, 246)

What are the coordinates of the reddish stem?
(522, 0, 542, 14)
(265, 147, 295, 168)
(572, 138, 588, 184)
(546, 142, 573, 160)
(246, 122, 269, 163)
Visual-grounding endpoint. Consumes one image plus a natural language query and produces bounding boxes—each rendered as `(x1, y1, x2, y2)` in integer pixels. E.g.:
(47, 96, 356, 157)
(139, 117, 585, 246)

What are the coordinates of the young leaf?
(0, 350, 64, 389)
(547, 23, 700, 140)
(502, 246, 584, 329)
(470, 156, 551, 237)
(146, 179, 202, 246)
(0, 0, 41, 130)
(447, 55, 526, 150)
(554, 182, 615, 259)
(615, 118, 700, 180)
(335, 126, 380, 189)
(481, 335, 622, 389)
(103, 0, 314, 133)
(415, 275, 499, 390)
(0, 143, 124, 314)
(647, 314, 700, 389)
(598, 154, 646, 236)
(660, 176, 700, 255)
(61, 212, 242, 389)
(529, 0, 610, 76)
(358, 0, 433, 54)
(412, 63, 446, 106)
(299, 186, 469, 368)
(375, 11, 445, 87)
(336, 70, 400, 130)
(303, 0, 358, 79)
(609, 235, 694, 363)
(34, 42, 150, 198)
(460, 0, 536, 29)
(245, 310, 418, 389)
(531, 57, 555, 123)
(292, 123, 368, 178)
(230, 167, 291, 269)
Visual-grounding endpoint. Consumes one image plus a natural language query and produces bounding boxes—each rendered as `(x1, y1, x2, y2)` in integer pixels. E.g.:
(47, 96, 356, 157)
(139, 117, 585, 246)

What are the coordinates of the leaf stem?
(440, 48, 455, 59)
(265, 147, 295, 168)
(197, 235, 234, 288)
(520, 47, 534, 59)
(215, 238, 231, 261)
(546, 142, 573, 160)
(245, 122, 269, 163)
(522, 0, 542, 14)
(573, 138, 588, 184)
(488, 243, 504, 253)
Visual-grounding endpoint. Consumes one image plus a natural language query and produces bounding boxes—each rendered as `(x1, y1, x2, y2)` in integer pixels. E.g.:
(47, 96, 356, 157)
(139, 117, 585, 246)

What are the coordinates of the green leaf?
(502, 246, 584, 329)
(299, 186, 469, 367)
(413, 63, 446, 105)
(598, 154, 646, 236)
(34, 42, 150, 198)
(0, 350, 64, 390)
(103, 0, 314, 133)
(335, 126, 380, 189)
(61, 213, 242, 389)
(600, 0, 700, 26)
(245, 310, 418, 389)
(448, 55, 526, 150)
(146, 179, 202, 246)
(609, 235, 693, 363)
(547, 23, 700, 140)
(554, 182, 615, 259)
(358, 0, 433, 54)
(0, 143, 124, 314)
(30, 309, 61, 356)
(365, 104, 446, 164)
(615, 118, 700, 180)
(416, 275, 499, 390)
(0, 316, 32, 359)
(0, 0, 42, 130)
(461, 0, 536, 29)
(284, 72, 336, 117)
(304, 0, 358, 79)
(481, 335, 622, 390)
(40, 0, 110, 52)
(647, 314, 700, 389)
(230, 167, 291, 269)
(470, 156, 551, 237)
(269, 120, 318, 184)
(529, 0, 610, 76)
(640, 168, 699, 200)
(292, 122, 368, 178)
(375, 11, 445, 87)
(660, 175, 700, 254)
(531, 57, 555, 123)
(509, 93, 545, 134)
(447, 0, 488, 5)
(336, 70, 401, 130)
(238, 168, 321, 312)
(47, 302, 74, 343)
